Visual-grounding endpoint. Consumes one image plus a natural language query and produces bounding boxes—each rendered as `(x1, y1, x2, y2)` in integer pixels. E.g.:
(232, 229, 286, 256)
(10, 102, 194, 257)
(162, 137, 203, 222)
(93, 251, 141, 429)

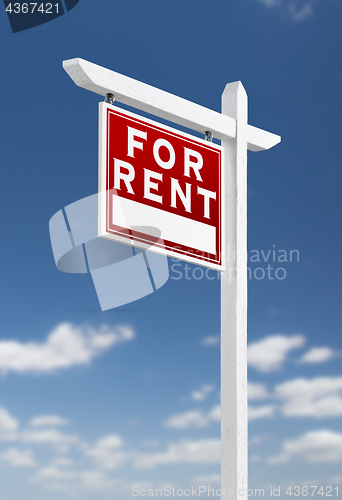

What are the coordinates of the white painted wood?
(221, 82, 248, 500)
(63, 58, 280, 151)
(247, 124, 281, 152)
(63, 58, 235, 142)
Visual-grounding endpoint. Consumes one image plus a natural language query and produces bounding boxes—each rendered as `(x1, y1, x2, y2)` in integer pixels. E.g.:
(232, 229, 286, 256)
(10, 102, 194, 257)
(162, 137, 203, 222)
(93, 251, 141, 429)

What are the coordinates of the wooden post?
(221, 82, 248, 500)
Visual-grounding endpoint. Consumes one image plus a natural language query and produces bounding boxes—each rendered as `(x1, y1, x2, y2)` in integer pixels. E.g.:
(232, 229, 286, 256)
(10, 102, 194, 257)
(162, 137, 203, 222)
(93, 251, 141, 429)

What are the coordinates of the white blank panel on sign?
(112, 195, 216, 255)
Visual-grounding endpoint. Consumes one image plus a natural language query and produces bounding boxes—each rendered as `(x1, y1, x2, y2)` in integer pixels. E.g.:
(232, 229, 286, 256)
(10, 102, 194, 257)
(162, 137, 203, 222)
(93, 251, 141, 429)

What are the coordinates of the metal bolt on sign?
(205, 130, 213, 142)
(104, 93, 115, 104)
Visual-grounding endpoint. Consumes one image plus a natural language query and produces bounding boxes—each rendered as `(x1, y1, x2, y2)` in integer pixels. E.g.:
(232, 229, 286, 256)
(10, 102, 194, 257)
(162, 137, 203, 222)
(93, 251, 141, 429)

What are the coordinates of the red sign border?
(98, 103, 225, 271)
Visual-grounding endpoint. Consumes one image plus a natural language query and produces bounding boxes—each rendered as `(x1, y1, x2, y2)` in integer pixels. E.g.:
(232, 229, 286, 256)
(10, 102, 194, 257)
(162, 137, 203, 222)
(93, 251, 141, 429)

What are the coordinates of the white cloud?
(133, 439, 220, 469)
(208, 404, 221, 422)
(0, 322, 135, 375)
(248, 382, 269, 400)
(275, 377, 342, 399)
(37, 466, 76, 480)
(163, 402, 221, 429)
(269, 430, 342, 464)
(21, 429, 80, 452)
(247, 334, 305, 372)
(256, 0, 313, 21)
(29, 415, 69, 428)
(0, 406, 19, 433)
(200, 335, 220, 346)
(288, 3, 312, 21)
(164, 410, 209, 429)
(249, 405, 276, 421)
(164, 400, 274, 428)
(298, 347, 339, 364)
(282, 394, 342, 418)
(85, 435, 130, 470)
(0, 407, 81, 452)
(328, 476, 342, 485)
(80, 470, 117, 490)
(192, 474, 220, 484)
(258, 0, 279, 7)
(248, 405, 276, 421)
(275, 376, 342, 418)
(0, 448, 36, 467)
(34, 465, 119, 493)
(191, 385, 215, 401)
(249, 436, 267, 446)
(51, 458, 74, 467)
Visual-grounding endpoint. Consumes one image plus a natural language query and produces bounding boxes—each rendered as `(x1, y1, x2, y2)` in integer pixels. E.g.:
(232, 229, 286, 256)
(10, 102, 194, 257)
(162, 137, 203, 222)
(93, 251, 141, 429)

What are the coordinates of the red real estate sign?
(98, 103, 224, 270)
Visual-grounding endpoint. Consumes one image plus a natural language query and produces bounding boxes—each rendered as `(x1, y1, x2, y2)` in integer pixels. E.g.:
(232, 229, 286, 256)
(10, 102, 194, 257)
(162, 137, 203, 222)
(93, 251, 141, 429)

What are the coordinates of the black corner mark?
(3, 0, 80, 33)
(4, 0, 64, 32)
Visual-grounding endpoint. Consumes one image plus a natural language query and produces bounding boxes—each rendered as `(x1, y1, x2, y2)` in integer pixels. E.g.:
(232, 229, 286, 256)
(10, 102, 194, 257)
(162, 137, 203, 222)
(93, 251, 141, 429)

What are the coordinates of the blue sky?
(0, 0, 342, 498)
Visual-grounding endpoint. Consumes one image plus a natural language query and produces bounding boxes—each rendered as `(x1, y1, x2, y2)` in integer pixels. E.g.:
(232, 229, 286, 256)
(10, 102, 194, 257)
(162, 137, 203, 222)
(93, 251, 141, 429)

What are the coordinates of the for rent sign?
(98, 104, 224, 270)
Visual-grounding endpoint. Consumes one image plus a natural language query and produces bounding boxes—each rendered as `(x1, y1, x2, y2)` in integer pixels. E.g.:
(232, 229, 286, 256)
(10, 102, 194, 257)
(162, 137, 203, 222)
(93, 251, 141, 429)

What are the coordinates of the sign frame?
(98, 102, 225, 271)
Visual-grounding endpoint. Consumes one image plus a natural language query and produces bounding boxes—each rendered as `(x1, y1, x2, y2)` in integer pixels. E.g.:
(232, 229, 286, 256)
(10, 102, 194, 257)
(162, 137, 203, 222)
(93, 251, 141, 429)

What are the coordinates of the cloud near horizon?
(133, 438, 220, 469)
(0, 406, 19, 433)
(275, 376, 342, 418)
(29, 415, 70, 428)
(191, 384, 215, 401)
(298, 347, 340, 364)
(269, 429, 342, 464)
(0, 448, 36, 468)
(163, 399, 275, 428)
(0, 322, 135, 375)
(247, 334, 305, 372)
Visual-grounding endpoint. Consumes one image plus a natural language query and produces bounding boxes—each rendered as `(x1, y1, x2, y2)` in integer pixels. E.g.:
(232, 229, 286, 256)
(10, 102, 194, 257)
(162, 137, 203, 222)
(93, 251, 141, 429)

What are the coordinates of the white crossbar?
(63, 58, 280, 152)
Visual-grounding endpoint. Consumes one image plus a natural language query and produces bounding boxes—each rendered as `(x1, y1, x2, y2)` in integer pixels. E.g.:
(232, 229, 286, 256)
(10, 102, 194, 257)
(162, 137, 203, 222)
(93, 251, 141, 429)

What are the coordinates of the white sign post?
(221, 82, 249, 500)
(63, 58, 281, 500)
